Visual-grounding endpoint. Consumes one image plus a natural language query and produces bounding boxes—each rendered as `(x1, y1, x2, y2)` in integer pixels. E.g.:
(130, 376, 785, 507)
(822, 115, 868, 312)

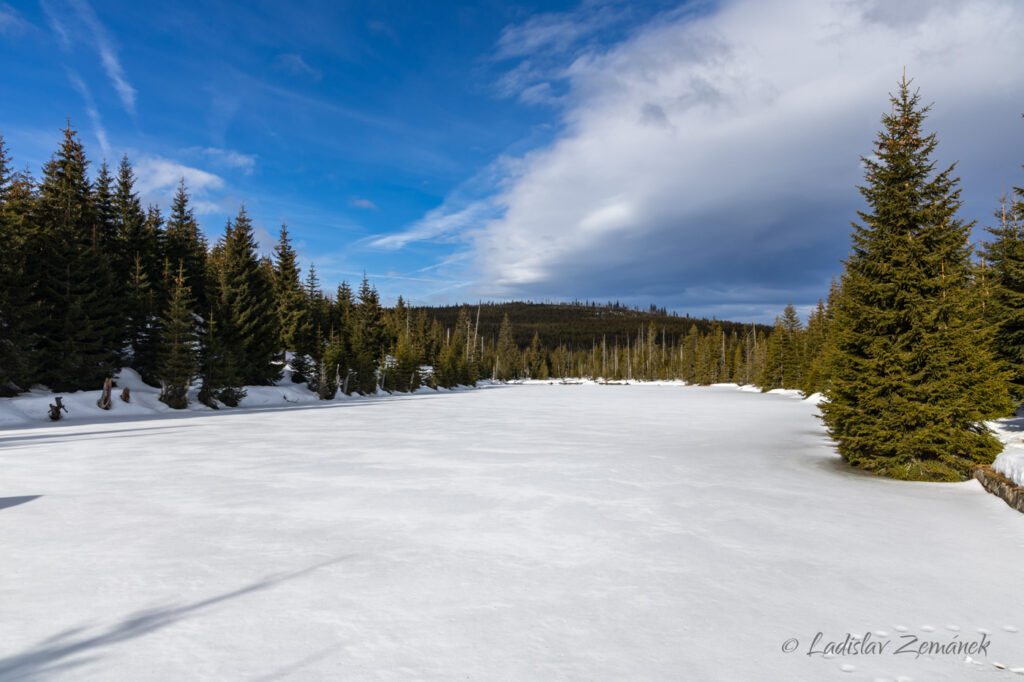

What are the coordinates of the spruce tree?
(116, 157, 161, 302)
(821, 76, 1013, 481)
(124, 254, 158, 378)
(351, 275, 384, 393)
(759, 317, 786, 390)
(0, 135, 31, 394)
(199, 242, 246, 407)
(494, 313, 519, 380)
(31, 123, 121, 390)
(271, 225, 311, 380)
(303, 266, 331, 395)
(92, 161, 118, 250)
(980, 179, 1024, 399)
(157, 265, 198, 408)
(197, 307, 246, 408)
(761, 303, 802, 391)
(218, 207, 280, 385)
(800, 299, 829, 396)
(525, 331, 548, 379)
(163, 179, 208, 313)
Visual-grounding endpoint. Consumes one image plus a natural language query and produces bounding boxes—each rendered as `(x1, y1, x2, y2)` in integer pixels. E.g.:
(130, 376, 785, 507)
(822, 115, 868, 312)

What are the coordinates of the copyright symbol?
(782, 638, 799, 653)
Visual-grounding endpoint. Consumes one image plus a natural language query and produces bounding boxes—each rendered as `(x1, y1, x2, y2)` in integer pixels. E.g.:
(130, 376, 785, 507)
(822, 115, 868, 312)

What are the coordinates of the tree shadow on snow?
(0, 425, 185, 447)
(0, 495, 41, 511)
(993, 415, 1024, 433)
(0, 555, 352, 681)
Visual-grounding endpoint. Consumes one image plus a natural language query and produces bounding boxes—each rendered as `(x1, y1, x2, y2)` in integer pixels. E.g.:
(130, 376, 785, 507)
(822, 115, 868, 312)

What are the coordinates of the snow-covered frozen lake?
(2, 383, 1023, 680)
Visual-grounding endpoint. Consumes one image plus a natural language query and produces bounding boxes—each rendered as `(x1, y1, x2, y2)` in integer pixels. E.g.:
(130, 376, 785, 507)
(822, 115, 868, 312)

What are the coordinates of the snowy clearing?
(2, 383, 1023, 681)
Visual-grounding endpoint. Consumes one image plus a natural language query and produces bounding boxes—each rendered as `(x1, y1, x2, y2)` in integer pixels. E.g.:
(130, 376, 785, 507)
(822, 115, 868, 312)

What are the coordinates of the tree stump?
(97, 377, 113, 410)
(48, 397, 67, 421)
(120, 387, 131, 403)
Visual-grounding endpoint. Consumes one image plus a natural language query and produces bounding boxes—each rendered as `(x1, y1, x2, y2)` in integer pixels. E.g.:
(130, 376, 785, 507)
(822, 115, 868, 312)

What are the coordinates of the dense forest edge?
(0, 121, 780, 404)
(1, 75, 1023, 482)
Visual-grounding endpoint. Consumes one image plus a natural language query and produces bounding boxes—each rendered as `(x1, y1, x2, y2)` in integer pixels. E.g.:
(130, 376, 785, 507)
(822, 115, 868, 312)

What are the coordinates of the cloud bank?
(393, 0, 1024, 319)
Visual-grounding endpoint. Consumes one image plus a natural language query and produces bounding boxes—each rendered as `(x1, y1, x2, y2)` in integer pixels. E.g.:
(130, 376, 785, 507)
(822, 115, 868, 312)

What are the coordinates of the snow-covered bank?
(2, 384, 1022, 680)
(0, 368, 467, 429)
(0, 374, 815, 431)
(989, 414, 1024, 487)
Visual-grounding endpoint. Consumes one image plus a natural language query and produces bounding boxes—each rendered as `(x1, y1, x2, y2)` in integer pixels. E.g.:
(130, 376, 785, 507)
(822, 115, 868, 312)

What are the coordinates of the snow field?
(1, 383, 1023, 680)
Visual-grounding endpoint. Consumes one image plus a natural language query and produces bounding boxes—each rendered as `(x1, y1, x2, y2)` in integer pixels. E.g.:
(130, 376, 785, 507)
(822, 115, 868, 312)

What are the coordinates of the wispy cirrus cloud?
(39, 0, 70, 49)
(65, 69, 110, 159)
(494, 2, 625, 59)
(370, 155, 521, 250)
(349, 197, 378, 210)
(0, 3, 29, 34)
(370, 198, 498, 250)
(274, 53, 321, 81)
(69, 0, 137, 115)
(193, 147, 257, 175)
(41, 0, 137, 115)
(491, 0, 661, 106)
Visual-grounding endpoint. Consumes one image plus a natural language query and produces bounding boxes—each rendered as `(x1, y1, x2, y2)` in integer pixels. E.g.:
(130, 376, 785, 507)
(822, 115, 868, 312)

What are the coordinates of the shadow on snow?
(0, 555, 352, 681)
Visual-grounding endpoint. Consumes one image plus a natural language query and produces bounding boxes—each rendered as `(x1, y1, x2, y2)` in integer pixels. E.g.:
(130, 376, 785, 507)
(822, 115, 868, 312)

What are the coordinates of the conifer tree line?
(0, 125, 498, 404)
(0, 123, 807, 403)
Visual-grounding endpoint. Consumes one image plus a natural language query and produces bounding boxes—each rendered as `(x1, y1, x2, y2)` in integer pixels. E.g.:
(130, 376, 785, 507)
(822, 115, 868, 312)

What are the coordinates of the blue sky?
(1, 0, 1023, 321)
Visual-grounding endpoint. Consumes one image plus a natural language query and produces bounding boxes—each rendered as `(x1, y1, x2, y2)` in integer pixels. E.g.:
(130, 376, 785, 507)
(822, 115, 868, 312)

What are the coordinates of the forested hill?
(411, 301, 770, 350)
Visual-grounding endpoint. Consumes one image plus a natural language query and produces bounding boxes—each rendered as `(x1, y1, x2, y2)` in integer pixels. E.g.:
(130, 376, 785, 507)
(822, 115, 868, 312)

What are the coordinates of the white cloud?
(411, 0, 1024, 314)
(69, 0, 137, 115)
(198, 147, 257, 174)
(370, 198, 496, 249)
(494, 2, 622, 59)
(134, 156, 226, 214)
(350, 197, 378, 210)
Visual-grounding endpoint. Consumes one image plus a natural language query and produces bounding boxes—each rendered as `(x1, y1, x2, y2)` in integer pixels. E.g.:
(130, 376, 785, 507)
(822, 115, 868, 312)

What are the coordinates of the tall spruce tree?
(157, 265, 199, 408)
(821, 77, 1013, 481)
(980, 192, 1024, 398)
(351, 275, 384, 394)
(271, 224, 311, 380)
(116, 156, 161, 300)
(525, 331, 549, 379)
(800, 299, 829, 396)
(114, 156, 160, 380)
(163, 180, 208, 313)
(760, 303, 802, 390)
(494, 313, 520, 380)
(199, 241, 246, 407)
(31, 123, 121, 390)
(218, 207, 280, 385)
(0, 135, 30, 394)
